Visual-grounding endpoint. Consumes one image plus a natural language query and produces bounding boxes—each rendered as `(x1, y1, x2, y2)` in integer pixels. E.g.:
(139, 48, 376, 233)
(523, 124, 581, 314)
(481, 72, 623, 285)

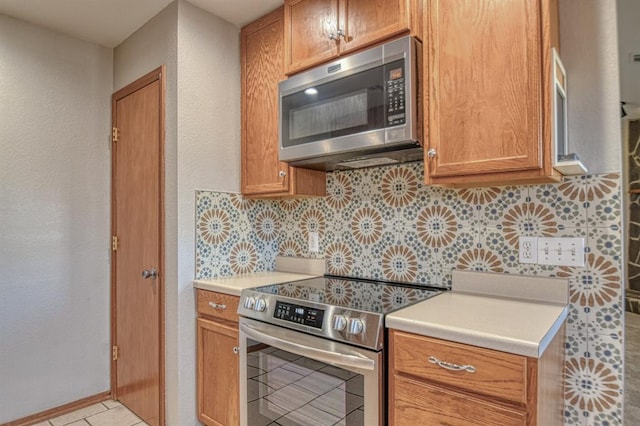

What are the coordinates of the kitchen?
(0, 1, 626, 426)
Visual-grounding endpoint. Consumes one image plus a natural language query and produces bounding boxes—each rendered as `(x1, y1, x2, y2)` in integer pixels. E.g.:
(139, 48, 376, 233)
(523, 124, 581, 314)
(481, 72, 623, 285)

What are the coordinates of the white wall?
(112, 3, 180, 424)
(113, 2, 240, 424)
(0, 14, 113, 423)
(618, 0, 640, 106)
(176, 1, 241, 424)
(560, 1, 621, 174)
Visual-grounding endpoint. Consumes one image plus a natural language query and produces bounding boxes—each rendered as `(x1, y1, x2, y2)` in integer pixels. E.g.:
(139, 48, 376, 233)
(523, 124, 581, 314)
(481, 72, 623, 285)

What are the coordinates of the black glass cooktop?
(251, 276, 443, 315)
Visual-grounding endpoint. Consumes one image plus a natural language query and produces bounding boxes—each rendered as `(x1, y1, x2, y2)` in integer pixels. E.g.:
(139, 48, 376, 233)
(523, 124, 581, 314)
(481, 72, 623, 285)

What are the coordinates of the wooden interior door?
(112, 67, 165, 426)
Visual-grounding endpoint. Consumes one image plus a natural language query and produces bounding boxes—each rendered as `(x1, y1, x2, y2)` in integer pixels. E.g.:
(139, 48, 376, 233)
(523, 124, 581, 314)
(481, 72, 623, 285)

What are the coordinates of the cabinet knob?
(329, 29, 345, 41)
(279, 170, 287, 178)
(427, 148, 437, 158)
(232, 346, 240, 354)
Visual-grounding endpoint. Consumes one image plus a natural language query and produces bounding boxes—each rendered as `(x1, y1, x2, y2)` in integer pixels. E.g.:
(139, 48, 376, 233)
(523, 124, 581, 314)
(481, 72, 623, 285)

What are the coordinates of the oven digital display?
(274, 301, 325, 329)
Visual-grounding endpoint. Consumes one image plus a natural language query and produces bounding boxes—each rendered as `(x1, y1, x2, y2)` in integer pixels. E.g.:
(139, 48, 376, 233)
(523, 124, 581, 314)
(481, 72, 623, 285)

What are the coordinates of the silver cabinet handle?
(328, 32, 338, 41)
(232, 346, 240, 354)
(279, 170, 287, 177)
(141, 268, 158, 280)
(427, 148, 437, 158)
(428, 356, 476, 373)
(208, 302, 227, 310)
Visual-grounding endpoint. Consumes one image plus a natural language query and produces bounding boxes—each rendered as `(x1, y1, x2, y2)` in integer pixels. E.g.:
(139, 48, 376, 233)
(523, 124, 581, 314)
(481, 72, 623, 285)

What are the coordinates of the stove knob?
(347, 318, 364, 335)
(332, 315, 348, 331)
(243, 296, 256, 310)
(254, 298, 267, 312)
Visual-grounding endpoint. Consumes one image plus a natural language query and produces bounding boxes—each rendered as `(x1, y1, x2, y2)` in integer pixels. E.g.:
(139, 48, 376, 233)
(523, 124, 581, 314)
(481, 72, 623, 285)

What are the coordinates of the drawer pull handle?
(208, 302, 227, 310)
(428, 356, 477, 373)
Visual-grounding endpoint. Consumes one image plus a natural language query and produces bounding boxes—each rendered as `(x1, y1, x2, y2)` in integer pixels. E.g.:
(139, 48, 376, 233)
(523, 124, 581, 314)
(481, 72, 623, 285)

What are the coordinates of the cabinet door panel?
(241, 9, 290, 195)
(426, 0, 542, 178)
(285, 0, 340, 74)
(390, 375, 526, 426)
(197, 318, 239, 426)
(340, 0, 410, 54)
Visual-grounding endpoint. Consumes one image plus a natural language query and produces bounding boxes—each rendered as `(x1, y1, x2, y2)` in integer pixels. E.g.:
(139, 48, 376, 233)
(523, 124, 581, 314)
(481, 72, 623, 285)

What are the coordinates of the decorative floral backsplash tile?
(195, 162, 624, 426)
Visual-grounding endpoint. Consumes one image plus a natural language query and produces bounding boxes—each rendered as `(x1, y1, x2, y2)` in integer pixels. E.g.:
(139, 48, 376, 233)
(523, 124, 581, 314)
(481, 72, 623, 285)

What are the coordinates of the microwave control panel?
(386, 60, 406, 127)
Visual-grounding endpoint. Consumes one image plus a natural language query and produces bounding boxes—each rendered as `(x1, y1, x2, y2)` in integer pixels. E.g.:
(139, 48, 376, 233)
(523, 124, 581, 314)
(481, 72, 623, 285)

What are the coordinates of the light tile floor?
(34, 400, 148, 426)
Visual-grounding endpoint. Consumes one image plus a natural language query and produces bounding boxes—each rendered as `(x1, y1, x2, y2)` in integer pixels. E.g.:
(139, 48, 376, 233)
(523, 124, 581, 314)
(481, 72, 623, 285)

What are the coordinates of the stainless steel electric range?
(237, 275, 443, 426)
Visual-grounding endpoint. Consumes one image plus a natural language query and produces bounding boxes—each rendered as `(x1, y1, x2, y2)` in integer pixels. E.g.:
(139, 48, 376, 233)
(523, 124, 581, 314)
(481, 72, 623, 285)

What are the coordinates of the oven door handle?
(240, 320, 376, 371)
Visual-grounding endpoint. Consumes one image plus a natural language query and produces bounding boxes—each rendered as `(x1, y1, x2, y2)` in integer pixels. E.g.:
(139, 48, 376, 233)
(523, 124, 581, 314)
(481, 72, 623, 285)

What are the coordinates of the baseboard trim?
(1, 391, 111, 426)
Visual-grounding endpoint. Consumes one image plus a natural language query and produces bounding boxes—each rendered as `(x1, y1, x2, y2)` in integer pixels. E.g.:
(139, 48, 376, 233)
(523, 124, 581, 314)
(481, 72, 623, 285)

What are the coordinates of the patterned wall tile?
(194, 165, 624, 426)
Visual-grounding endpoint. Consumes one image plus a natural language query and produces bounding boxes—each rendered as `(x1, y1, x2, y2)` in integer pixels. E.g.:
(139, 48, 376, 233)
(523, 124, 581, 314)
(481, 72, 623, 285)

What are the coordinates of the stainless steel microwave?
(278, 36, 422, 171)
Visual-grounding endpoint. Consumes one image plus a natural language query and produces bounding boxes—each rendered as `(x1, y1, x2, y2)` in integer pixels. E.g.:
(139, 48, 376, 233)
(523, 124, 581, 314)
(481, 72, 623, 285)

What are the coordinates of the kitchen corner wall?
(195, 163, 624, 425)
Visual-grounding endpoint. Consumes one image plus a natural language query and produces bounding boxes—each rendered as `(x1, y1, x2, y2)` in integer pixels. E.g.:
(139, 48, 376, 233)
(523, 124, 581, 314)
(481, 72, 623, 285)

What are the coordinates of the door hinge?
(112, 345, 119, 361)
(112, 236, 118, 251)
(112, 127, 119, 143)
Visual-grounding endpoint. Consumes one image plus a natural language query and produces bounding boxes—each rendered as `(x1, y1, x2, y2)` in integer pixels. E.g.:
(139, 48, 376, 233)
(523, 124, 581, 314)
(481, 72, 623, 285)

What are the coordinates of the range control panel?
(274, 301, 325, 329)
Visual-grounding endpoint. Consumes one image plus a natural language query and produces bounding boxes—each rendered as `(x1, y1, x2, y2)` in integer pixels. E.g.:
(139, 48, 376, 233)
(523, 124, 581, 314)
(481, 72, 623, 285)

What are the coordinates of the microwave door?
(280, 65, 386, 161)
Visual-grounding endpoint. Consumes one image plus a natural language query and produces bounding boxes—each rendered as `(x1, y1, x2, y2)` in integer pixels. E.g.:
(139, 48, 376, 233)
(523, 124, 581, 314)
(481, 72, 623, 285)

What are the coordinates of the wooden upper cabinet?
(339, 0, 411, 54)
(241, 7, 326, 198)
(424, 0, 560, 187)
(284, 0, 419, 75)
(284, 0, 340, 74)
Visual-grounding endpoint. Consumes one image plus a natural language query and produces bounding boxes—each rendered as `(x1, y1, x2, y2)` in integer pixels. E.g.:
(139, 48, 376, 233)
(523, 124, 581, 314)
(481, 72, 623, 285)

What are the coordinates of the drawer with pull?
(390, 330, 529, 405)
(197, 289, 240, 323)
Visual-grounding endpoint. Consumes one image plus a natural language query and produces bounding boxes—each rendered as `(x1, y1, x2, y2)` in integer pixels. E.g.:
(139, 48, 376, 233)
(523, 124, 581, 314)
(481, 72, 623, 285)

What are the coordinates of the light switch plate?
(519, 237, 538, 264)
(538, 237, 585, 267)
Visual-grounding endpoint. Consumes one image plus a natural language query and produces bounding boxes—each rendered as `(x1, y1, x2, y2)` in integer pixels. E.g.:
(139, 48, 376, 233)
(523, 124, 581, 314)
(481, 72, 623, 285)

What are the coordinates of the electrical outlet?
(308, 231, 319, 253)
(537, 237, 585, 267)
(519, 237, 538, 264)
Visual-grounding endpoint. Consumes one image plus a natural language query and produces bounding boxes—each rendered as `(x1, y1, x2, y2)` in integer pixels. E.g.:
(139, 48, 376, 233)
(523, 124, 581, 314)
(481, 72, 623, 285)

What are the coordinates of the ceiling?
(0, 0, 282, 48)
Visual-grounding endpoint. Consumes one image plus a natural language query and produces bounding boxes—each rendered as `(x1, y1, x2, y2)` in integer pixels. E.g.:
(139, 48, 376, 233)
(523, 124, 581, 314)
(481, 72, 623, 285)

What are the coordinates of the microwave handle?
(240, 320, 376, 371)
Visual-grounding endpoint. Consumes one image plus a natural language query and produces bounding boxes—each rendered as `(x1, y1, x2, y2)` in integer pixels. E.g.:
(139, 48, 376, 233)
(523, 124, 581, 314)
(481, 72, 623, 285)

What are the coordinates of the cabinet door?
(197, 318, 239, 426)
(390, 375, 526, 426)
(241, 8, 291, 195)
(425, 0, 542, 180)
(339, 0, 410, 54)
(284, 0, 340, 74)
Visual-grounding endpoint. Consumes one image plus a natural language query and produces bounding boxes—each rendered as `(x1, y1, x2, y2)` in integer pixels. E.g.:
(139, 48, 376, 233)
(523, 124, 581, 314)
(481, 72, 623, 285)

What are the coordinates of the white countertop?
(194, 271, 318, 296)
(386, 271, 569, 358)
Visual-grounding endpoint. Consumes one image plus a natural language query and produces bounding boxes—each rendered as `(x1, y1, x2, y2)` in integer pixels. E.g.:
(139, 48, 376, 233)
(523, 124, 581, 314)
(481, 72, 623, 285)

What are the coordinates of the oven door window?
(281, 66, 385, 149)
(246, 340, 365, 425)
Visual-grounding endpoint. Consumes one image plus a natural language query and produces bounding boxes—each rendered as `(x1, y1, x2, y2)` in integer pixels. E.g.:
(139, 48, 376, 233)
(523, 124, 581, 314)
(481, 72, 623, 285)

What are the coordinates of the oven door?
(239, 317, 382, 426)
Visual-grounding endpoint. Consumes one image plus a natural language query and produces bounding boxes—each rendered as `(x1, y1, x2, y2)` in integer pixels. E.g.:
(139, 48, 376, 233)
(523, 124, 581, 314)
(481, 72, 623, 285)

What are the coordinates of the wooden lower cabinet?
(392, 375, 526, 425)
(389, 328, 565, 426)
(197, 291, 240, 426)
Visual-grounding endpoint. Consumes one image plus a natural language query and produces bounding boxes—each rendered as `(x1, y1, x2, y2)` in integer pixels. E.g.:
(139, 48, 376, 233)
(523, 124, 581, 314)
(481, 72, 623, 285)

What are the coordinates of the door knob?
(427, 148, 437, 158)
(141, 268, 158, 280)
